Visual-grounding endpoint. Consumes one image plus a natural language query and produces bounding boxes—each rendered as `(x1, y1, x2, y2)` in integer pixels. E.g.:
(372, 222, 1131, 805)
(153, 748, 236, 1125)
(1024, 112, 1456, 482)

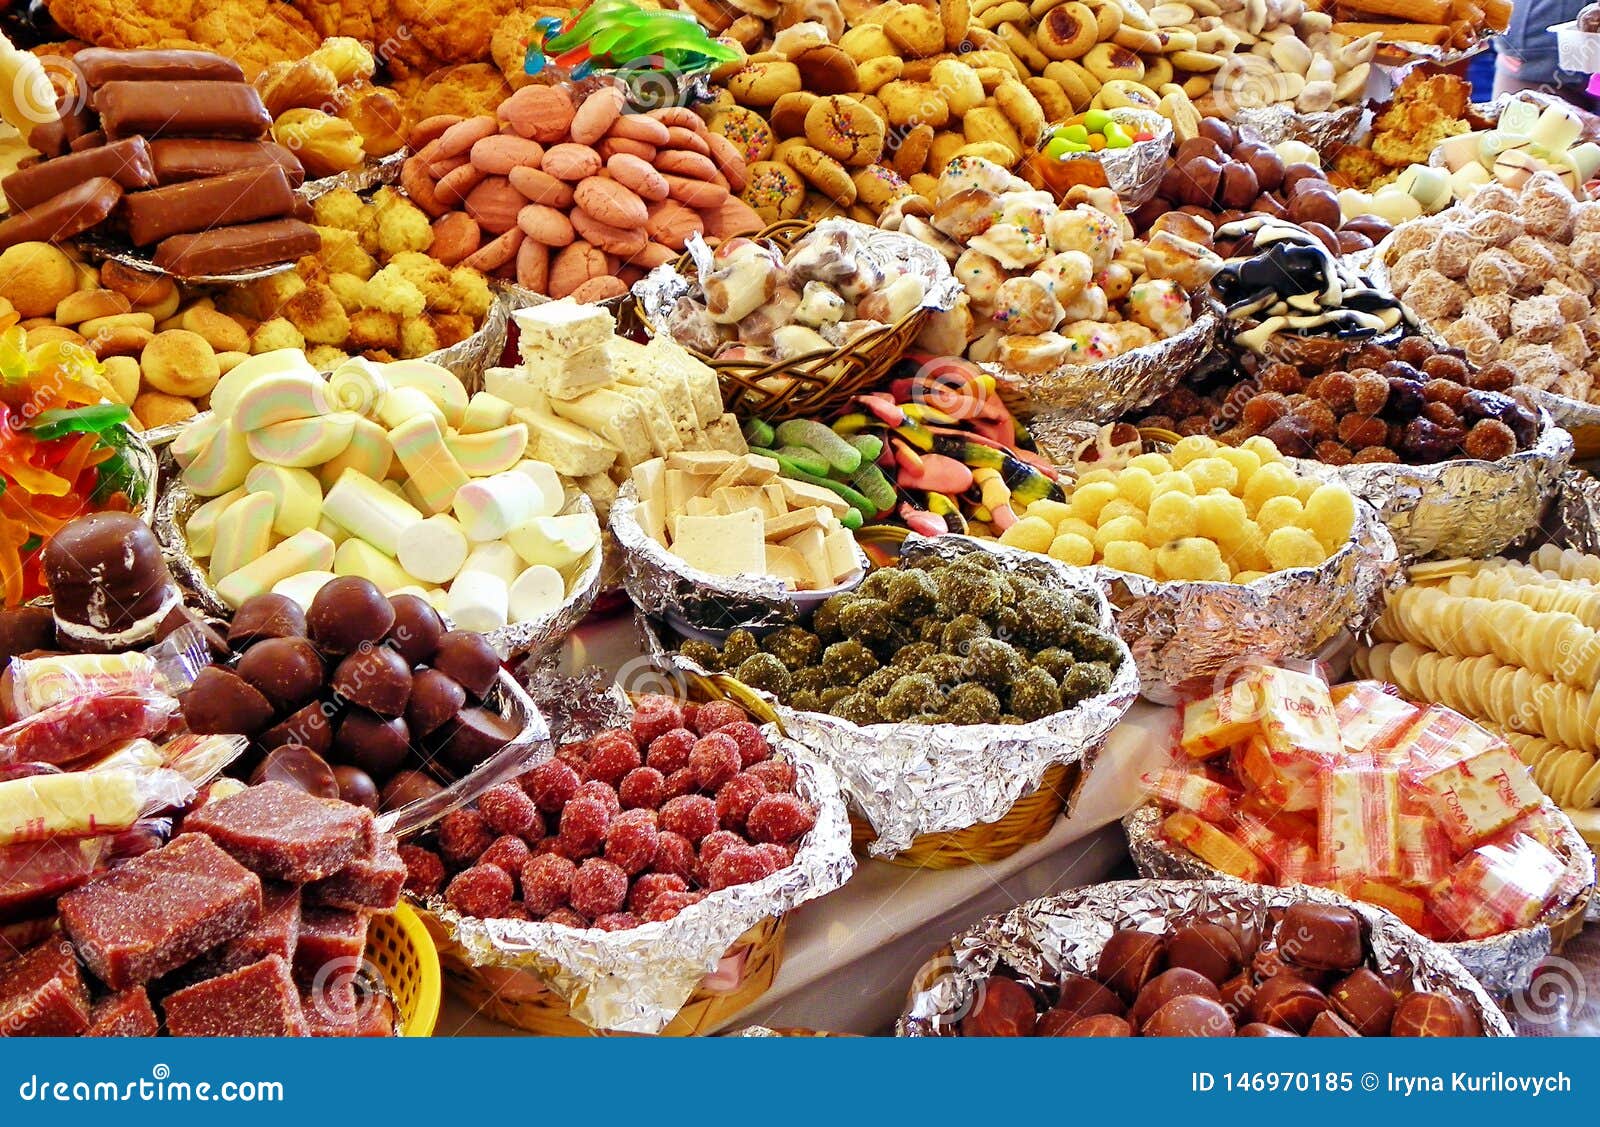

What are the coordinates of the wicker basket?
(424, 912, 786, 1037)
(633, 219, 933, 422)
(368, 902, 441, 1037)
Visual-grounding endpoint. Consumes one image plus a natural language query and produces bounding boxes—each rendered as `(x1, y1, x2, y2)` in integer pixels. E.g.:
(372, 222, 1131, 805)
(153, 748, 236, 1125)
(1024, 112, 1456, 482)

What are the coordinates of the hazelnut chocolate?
(380, 769, 443, 812)
(1238, 1022, 1297, 1037)
(228, 593, 306, 647)
(407, 669, 466, 737)
(1309, 1010, 1361, 1037)
(307, 577, 395, 656)
(1249, 975, 1331, 1033)
(960, 976, 1037, 1037)
(236, 636, 324, 712)
(431, 706, 519, 774)
(1131, 968, 1221, 1029)
(1167, 923, 1244, 985)
(430, 630, 501, 698)
(249, 744, 339, 799)
(1330, 968, 1397, 1036)
(183, 666, 275, 736)
(333, 766, 380, 812)
(335, 712, 411, 779)
(259, 702, 336, 757)
(1053, 972, 1125, 1022)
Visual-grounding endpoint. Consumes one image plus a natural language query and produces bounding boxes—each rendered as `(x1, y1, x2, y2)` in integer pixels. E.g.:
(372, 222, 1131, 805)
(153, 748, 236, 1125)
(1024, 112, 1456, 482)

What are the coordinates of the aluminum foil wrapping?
(641, 535, 1141, 857)
(1542, 470, 1600, 556)
(420, 285, 523, 386)
(1232, 101, 1366, 155)
(1039, 108, 1172, 209)
(296, 149, 406, 202)
(610, 482, 867, 639)
(1528, 387, 1600, 435)
(1124, 802, 1595, 995)
(154, 474, 598, 663)
(423, 680, 854, 1034)
(1289, 412, 1573, 562)
(985, 301, 1222, 450)
(898, 878, 1514, 1035)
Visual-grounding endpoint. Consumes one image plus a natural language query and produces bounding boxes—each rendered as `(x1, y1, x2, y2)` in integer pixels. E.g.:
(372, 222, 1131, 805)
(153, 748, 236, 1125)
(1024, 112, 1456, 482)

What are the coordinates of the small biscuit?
(725, 61, 802, 107)
(786, 145, 857, 207)
(436, 162, 487, 207)
(178, 307, 251, 353)
(664, 174, 730, 209)
(542, 143, 603, 182)
(656, 150, 719, 182)
(24, 325, 87, 350)
(215, 351, 250, 374)
(571, 87, 626, 145)
(608, 113, 671, 146)
(401, 157, 450, 218)
(665, 126, 710, 155)
(409, 115, 464, 151)
(464, 176, 527, 234)
(646, 200, 706, 251)
(598, 136, 657, 163)
(769, 92, 819, 139)
(498, 85, 576, 143)
(142, 330, 221, 397)
(805, 95, 887, 166)
(574, 176, 649, 228)
(100, 354, 141, 404)
(570, 276, 628, 304)
(133, 391, 198, 430)
(607, 153, 670, 202)
(437, 115, 498, 158)
(704, 134, 750, 192)
(740, 161, 805, 223)
(469, 135, 544, 175)
(516, 239, 550, 293)
(55, 289, 131, 326)
(648, 107, 707, 133)
(508, 166, 575, 208)
(571, 208, 648, 257)
(430, 212, 483, 265)
(0, 243, 75, 317)
(460, 227, 526, 273)
(99, 260, 176, 308)
(549, 241, 609, 300)
(516, 204, 576, 247)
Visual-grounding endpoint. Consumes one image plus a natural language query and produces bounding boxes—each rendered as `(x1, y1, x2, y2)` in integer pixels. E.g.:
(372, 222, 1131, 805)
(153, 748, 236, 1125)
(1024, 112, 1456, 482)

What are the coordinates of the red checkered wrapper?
(1393, 706, 1509, 782)
(1234, 812, 1318, 883)
(1398, 813, 1453, 888)
(1254, 666, 1341, 765)
(1142, 768, 1236, 822)
(1178, 679, 1259, 759)
(1235, 738, 1320, 813)
(1429, 834, 1566, 940)
(1414, 745, 1544, 850)
(1334, 681, 1419, 763)
(1318, 765, 1401, 880)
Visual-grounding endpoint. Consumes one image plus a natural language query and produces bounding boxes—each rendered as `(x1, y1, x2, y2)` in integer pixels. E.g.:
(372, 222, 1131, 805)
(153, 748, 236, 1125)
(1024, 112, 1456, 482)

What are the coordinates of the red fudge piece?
(59, 834, 261, 990)
(0, 938, 90, 1036)
(307, 833, 404, 911)
(86, 988, 159, 1037)
(302, 980, 358, 1037)
(212, 882, 301, 974)
(185, 781, 374, 882)
(163, 955, 309, 1037)
(292, 907, 368, 989)
(355, 992, 397, 1037)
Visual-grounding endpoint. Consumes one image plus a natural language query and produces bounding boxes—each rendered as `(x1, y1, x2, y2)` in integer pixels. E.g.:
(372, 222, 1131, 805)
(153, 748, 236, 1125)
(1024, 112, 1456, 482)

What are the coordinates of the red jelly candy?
(717, 720, 771, 767)
(628, 872, 688, 913)
(603, 808, 659, 875)
(446, 864, 514, 918)
(630, 695, 685, 745)
(641, 890, 703, 922)
(398, 845, 446, 896)
(693, 700, 746, 735)
(213, 881, 302, 973)
(646, 728, 696, 775)
(86, 987, 158, 1037)
(594, 911, 640, 932)
(659, 795, 716, 842)
(689, 733, 741, 791)
(707, 843, 777, 891)
(165, 955, 309, 1037)
(558, 796, 612, 854)
(662, 768, 698, 801)
(521, 854, 576, 914)
(310, 833, 406, 912)
(438, 809, 496, 866)
(746, 794, 817, 844)
(576, 780, 622, 815)
(715, 775, 768, 832)
(0, 938, 90, 1035)
(184, 781, 374, 882)
(651, 832, 696, 880)
(543, 907, 589, 929)
(523, 760, 580, 813)
(569, 858, 628, 917)
(619, 766, 666, 810)
(479, 835, 532, 877)
(293, 906, 369, 989)
(478, 783, 540, 837)
(743, 759, 797, 794)
(698, 829, 745, 871)
(586, 731, 643, 785)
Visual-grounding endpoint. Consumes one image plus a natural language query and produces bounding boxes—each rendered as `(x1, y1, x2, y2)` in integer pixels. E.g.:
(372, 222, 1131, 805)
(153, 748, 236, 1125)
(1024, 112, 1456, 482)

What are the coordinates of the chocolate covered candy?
(152, 218, 320, 278)
(95, 80, 271, 141)
(431, 630, 500, 697)
(149, 139, 305, 186)
(335, 712, 411, 779)
(308, 577, 396, 656)
(1279, 904, 1364, 971)
(2, 138, 155, 211)
(184, 666, 276, 736)
(229, 593, 307, 646)
(43, 512, 181, 652)
(0, 177, 123, 250)
(236, 636, 325, 712)
(332, 646, 412, 716)
(122, 164, 296, 247)
(74, 48, 246, 87)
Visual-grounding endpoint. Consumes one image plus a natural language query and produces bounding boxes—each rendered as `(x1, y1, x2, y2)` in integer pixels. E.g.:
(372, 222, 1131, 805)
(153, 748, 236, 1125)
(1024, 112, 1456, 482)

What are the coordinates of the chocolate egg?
(386, 594, 445, 666)
(334, 711, 412, 779)
(431, 706, 519, 774)
(307, 577, 395, 655)
(43, 512, 178, 650)
(407, 669, 466, 736)
(1143, 995, 1234, 1037)
(1287, 184, 1341, 230)
(1335, 228, 1374, 255)
(259, 701, 335, 756)
(1218, 162, 1258, 210)
(1249, 975, 1330, 1033)
(431, 630, 501, 697)
(332, 646, 412, 716)
(250, 743, 339, 799)
(1167, 923, 1245, 985)
(1058, 1014, 1132, 1037)
(1280, 162, 1323, 196)
(333, 765, 380, 811)
(380, 768, 443, 812)
(235, 636, 325, 712)
(1131, 968, 1222, 1028)
(960, 976, 1037, 1037)
(1176, 136, 1224, 166)
(1098, 929, 1166, 1000)
(1197, 116, 1234, 150)
(182, 666, 275, 736)
(228, 593, 307, 646)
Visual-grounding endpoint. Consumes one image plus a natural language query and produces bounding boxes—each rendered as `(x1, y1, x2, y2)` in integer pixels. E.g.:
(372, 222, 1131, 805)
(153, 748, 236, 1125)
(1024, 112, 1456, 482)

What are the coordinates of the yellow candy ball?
(1128, 452, 1172, 476)
(1302, 483, 1357, 552)
(1076, 468, 1117, 488)
(1115, 466, 1157, 509)
(1026, 499, 1074, 526)
(1255, 494, 1305, 536)
(1220, 519, 1271, 573)
(1295, 477, 1319, 505)
(1102, 539, 1156, 576)
(1265, 526, 1328, 570)
(1147, 490, 1199, 542)
(1232, 569, 1269, 584)
(1195, 493, 1248, 541)
(1241, 462, 1297, 515)
(1048, 532, 1095, 566)
(999, 515, 1055, 554)
(1217, 445, 1262, 488)
(1069, 480, 1120, 523)
(1155, 537, 1229, 582)
(1153, 471, 1197, 497)
(1184, 456, 1238, 494)
(1094, 516, 1148, 553)
(1169, 434, 1220, 468)
(1240, 435, 1286, 464)
(1056, 517, 1097, 543)
(1098, 498, 1145, 526)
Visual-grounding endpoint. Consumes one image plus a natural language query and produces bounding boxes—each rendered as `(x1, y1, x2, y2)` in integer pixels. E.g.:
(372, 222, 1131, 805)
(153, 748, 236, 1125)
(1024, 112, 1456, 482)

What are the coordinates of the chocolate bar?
(152, 218, 319, 277)
(74, 47, 246, 87)
(69, 132, 107, 152)
(0, 177, 122, 251)
(2, 138, 156, 212)
(95, 81, 270, 141)
(122, 164, 295, 247)
(149, 138, 304, 187)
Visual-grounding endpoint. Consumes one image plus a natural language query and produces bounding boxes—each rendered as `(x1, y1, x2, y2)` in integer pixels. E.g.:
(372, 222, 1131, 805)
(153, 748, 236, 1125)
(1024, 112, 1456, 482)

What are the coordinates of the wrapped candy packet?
(0, 836, 116, 916)
(0, 767, 193, 846)
(1, 621, 211, 722)
(0, 690, 179, 766)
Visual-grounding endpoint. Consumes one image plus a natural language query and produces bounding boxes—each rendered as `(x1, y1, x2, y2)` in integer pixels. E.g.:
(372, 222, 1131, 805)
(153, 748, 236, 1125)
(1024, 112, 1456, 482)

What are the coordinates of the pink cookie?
(470, 135, 544, 175)
(571, 87, 626, 146)
(542, 143, 602, 182)
(656, 149, 718, 182)
(498, 85, 576, 144)
(598, 136, 656, 163)
(430, 212, 482, 266)
(408, 115, 463, 151)
(401, 157, 448, 218)
(648, 107, 705, 133)
(664, 173, 728, 209)
(517, 203, 575, 246)
(606, 153, 669, 202)
(460, 226, 526, 272)
(436, 115, 497, 158)
(463, 176, 526, 234)
(607, 113, 670, 146)
(645, 199, 704, 251)
(574, 176, 648, 227)
(665, 126, 709, 155)
(516, 239, 550, 292)
(435, 163, 487, 208)
(571, 207, 647, 257)
(705, 133, 749, 192)
(549, 241, 609, 299)
(634, 241, 678, 269)
(508, 165, 574, 208)
(570, 276, 628, 303)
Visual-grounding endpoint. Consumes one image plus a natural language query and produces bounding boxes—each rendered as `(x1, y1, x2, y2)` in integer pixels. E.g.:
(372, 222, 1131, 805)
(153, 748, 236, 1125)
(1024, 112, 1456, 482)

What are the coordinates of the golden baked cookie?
(804, 95, 885, 166)
(791, 43, 858, 95)
(726, 61, 802, 107)
(892, 123, 935, 179)
(852, 163, 912, 212)
(398, 64, 514, 122)
(374, 0, 518, 78)
(785, 143, 856, 207)
(883, 4, 943, 58)
(708, 107, 776, 166)
(48, 0, 322, 79)
(740, 160, 805, 223)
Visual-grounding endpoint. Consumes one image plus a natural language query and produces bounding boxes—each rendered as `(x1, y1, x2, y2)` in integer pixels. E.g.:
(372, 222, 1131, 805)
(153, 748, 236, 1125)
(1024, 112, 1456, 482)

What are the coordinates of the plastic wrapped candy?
(0, 690, 179, 766)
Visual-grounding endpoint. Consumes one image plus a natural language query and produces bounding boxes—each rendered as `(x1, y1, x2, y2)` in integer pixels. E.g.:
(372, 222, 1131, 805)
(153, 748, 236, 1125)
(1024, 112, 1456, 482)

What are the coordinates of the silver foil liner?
(641, 535, 1142, 857)
(1124, 801, 1595, 996)
(1232, 102, 1367, 156)
(419, 285, 522, 386)
(296, 149, 406, 202)
(423, 680, 854, 1034)
(1288, 410, 1574, 562)
(985, 300, 1221, 447)
(898, 878, 1514, 1035)
(610, 481, 867, 639)
(1542, 469, 1600, 556)
(1527, 387, 1600, 434)
(1037, 108, 1172, 210)
(154, 475, 599, 664)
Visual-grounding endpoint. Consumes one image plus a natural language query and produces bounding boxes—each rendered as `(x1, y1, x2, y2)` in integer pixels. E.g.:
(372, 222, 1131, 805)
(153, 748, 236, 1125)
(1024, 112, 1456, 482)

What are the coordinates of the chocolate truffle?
(1131, 968, 1222, 1029)
(0, 606, 56, 664)
(1098, 929, 1166, 1000)
(1167, 923, 1244, 984)
(43, 513, 180, 652)
(334, 712, 411, 780)
(1143, 994, 1234, 1037)
(960, 976, 1037, 1037)
(228, 594, 306, 647)
(236, 637, 324, 712)
(380, 769, 443, 812)
(1330, 967, 1397, 1036)
(333, 766, 380, 811)
(250, 744, 339, 799)
(1052, 972, 1125, 1022)
(1238, 1022, 1296, 1037)
(1278, 904, 1364, 971)
(1249, 975, 1330, 1033)
(430, 630, 500, 697)
(183, 666, 275, 736)
(1308, 1010, 1360, 1037)
(259, 702, 335, 756)
(1390, 992, 1478, 1037)
(1057, 1014, 1132, 1037)
(386, 595, 444, 666)
(331, 646, 412, 716)
(431, 707, 519, 774)
(307, 577, 394, 655)
(406, 669, 466, 737)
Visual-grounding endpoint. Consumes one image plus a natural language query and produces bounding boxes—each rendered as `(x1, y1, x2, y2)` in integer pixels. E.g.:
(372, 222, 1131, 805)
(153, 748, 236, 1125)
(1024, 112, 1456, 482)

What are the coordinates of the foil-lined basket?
(296, 149, 407, 203)
(1541, 469, 1600, 556)
(610, 481, 868, 642)
(898, 878, 1514, 1036)
(1289, 410, 1573, 562)
(154, 473, 600, 665)
(1031, 107, 1172, 210)
(641, 535, 1141, 857)
(421, 680, 854, 1035)
(1232, 101, 1367, 157)
(1125, 802, 1595, 996)
(985, 299, 1221, 449)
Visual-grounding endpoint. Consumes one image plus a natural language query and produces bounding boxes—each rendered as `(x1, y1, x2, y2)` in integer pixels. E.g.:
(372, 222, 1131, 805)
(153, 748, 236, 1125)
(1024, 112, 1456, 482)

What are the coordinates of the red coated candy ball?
(438, 809, 495, 866)
(641, 890, 704, 922)
(446, 864, 514, 917)
(659, 794, 717, 842)
(619, 766, 666, 810)
(646, 728, 696, 775)
(746, 794, 817, 844)
(576, 779, 622, 815)
(717, 720, 770, 767)
(556, 740, 591, 773)
(706, 843, 776, 891)
(662, 768, 698, 800)
(523, 760, 580, 813)
(689, 733, 741, 791)
(743, 759, 797, 794)
(756, 842, 794, 871)
(631, 694, 686, 745)
(694, 700, 747, 736)
(544, 907, 589, 929)
(569, 858, 629, 917)
(478, 783, 540, 837)
(479, 834, 532, 877)
(715, 775, 769, 832)
(594, 912, 641, 932)
(502, 903, 532, 922)
(628, 872, 688, 913)
(698, 829, 746, 872)
(651, 831, 696, 880)
(521, 854, 577, 913)
(585, 730, 642, 785)
(603, 808, 660, 875)
(398, 845, 446, 896)
(558, 796, 613, 853)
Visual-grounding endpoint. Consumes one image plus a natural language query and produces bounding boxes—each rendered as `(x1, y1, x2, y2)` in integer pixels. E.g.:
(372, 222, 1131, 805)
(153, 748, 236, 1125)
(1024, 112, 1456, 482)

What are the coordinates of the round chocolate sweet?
(182, 666, 275, 736)
(1308, 1011, 1360, 1037)
(236, 636, 325, 713)
(334, 711, 411, 779)
(1238, 1022, 1296, 1037)
(386, 594, 444, 666)
(259, 701, 335, 756)
(959, 976, 1037, 1037)
(1390, 991, 1478, 1037)
(1167, 923, 1245, 985)
(380, 768, 443, 812)
(250, 743, 339, 799)
(430, 630, 501, 698)
(228, 594, 306, 647)
(1249, 974, 1330, 1033)
(1330, 968, 1398, 1037)
(334, 765, 380, 811)
(307, 577, 395, 656)
(1131, 968, 1222, 1029)
(1278, 904, 1364, 971)
(431, 706, 519, 774)
(1058, 1014, 1132, 1037)
(43, 512, 179, 650)
(0, 606, 56, 664)
(1143, 995, 1235, 1037)
(1097, 929, 1166, 1000)
(407, 669, 466, 737)
(1053, 972, 1125, 1022)
(332, 646, 412, 716)
(1219, 971, 1254, 1016)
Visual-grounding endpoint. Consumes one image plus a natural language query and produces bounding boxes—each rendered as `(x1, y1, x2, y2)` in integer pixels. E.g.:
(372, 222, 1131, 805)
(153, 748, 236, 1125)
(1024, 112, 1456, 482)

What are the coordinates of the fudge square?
(209, 882, 302, 975)
(308, 832, 404, 911)
(86, 988, 159, 1037)
(0, 938, 91, 1035)
(59, 834, 261, 991)
(185, 781, 375, 882)
(163, 955, 309, 1037)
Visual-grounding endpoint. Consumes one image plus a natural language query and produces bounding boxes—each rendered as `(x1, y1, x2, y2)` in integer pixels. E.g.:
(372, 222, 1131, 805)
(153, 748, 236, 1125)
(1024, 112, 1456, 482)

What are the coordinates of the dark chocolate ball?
(386, 594, 445, 666)
(1167, 923, 1245, 985)
(1249, 974, 1331, 1033)
(431, 706, 519, 774)
(430, 630, 501, 697)
(307, 577, 395, 656)
(259, 701, 336, 756)
(183, 666, 275, 736)
(235, 636, 325, 713)
(333, 765, 380, 811)
(331, 645, 413, 716)
(334, 711, 411, 779)
(406, 669, 466, 737)
(1131, 968, 1222, 1029)
(228, 593, 306, 647)
(249, 743, 339, 799)
(1057, 1014, 1133, 1037)
(380, 768, 444, 812)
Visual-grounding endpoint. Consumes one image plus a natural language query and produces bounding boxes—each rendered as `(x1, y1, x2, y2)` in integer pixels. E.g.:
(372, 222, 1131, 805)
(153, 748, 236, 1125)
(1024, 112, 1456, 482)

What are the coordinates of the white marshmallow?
(271, 570, 336, 610)
(397, 514, 470, 585)
(323, 468, 424, 557)
(505, 512, 600, 570)
(453, 471, 556, 542)
(446, 570, 509, 633)
(460, 542, 521, 587)
(509, 565, 566, 623)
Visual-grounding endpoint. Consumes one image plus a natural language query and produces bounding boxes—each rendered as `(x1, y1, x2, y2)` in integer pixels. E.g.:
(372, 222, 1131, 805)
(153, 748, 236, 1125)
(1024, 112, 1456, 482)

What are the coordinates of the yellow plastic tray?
(367, 901, 440, 1037)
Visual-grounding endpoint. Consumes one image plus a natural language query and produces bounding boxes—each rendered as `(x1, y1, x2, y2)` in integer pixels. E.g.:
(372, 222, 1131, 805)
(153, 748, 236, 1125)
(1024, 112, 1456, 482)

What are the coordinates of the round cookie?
(645, 199, 706, 251)
(725, 61, 802, 107)
(570, 208, 648, 257)
(549, 242, 609, 299)
(430, 211, 482, 265)
(469, 135, 544, 175)
(570, 276, 628, 303)
(769, 92, 819, 139)
(573, 176, 649, 228)
(656, 149, 719, 183)
(648, 107, 706, 133)
(436, 115, 497, 158)
(607, 153, 669, 201)
(740, 161, 805, 223)
(608, 113, 671, 146)
(542, 143, 602, 182)
(508, 165, 574, 207)
(665, 126, 709, 155)
(786, 144, 857, 207)
(804, 95, 886, 166)
(853, 164, 912, 212)
(571, 87, 626, 145)
(702, 195, 765, 241)
(708, 107, 775, 166)
(460, 227, 526, 272)
(516, 204, 575, 247)
(498, 85, 576, 143)
(142, 330, 220, 397)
